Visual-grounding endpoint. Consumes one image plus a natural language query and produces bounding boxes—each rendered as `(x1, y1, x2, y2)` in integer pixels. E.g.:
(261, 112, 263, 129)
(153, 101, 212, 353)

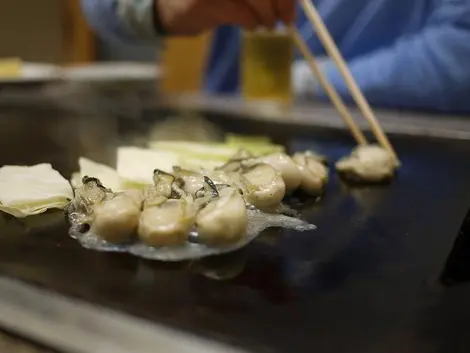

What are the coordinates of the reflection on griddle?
(189, 250, 295, 306)
(0, 211, 67, 241)
(190, 251, 248, 281)
(440, 205, 470, 286)
(135, 233, 295, 304)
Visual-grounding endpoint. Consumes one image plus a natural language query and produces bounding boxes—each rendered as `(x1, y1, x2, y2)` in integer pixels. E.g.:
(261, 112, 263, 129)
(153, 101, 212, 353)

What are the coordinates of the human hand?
(155, 0, 297, 35)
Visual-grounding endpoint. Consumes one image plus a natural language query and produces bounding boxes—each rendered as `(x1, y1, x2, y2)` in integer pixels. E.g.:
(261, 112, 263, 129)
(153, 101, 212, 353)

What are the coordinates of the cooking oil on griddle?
(241, 30, 293, 104)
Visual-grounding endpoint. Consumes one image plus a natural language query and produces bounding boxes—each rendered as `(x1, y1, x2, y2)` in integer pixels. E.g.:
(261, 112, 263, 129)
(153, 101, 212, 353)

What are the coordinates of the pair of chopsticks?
(288, 0, 398, 162)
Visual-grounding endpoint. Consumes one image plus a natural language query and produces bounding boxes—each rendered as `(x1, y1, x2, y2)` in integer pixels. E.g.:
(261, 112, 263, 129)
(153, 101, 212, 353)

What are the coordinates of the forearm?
(319, 26, 470, 113)
(80, 0, 162, 45)
(293, 4, 470, 113)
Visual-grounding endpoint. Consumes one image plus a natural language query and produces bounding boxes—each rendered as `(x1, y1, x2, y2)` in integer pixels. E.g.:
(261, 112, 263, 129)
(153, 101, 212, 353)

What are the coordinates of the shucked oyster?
(217, 152, 301, 192)
(292, 151, 329, 195)
(152, 169, 185, 198)
(70, 176, 143, 243)
(138, 172, 248, 247)
(240, 163, 286, 211)
(70, 176, 110, 214)
(194, 180, 247, 246)
(216, 158, 286, 210)
(138, 170, 197, 246)
(67, 160, 317, 262)
(217, 151, 328, 197)
(172, 166, 206, 197)
(335, 145, 399, 183)
(253, 153, 302, 193)
(91, 189, 143, 243)
(138, 196, 197, 247)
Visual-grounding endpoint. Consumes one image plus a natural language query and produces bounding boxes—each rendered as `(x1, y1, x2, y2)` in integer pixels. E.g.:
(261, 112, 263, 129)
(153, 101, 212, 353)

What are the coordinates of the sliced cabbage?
(224, 134, 273, 145)
(148, 141, 240, 161)
(179, 157, 226, 171)
(149, 138, 285, 166)
(225, 135, 285, 156)
(117, 147, 180, 185)
(72, 135, 284, 191)
(0, 163, 73, 218)
(74, 157, 123, 191)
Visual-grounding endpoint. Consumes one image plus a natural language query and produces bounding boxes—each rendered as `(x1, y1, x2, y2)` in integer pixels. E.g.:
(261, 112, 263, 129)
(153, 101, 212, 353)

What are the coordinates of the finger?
(276, 0, 297, 24)
(244, 0, 277, 29)
(215, 0, 259, 29)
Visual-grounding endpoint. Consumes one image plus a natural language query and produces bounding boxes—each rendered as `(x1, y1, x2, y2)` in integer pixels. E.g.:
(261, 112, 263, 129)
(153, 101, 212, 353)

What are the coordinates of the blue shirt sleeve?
(203, 26, 241, 94)
(80, 0, 160, 45)
(316, 1, 470, 113)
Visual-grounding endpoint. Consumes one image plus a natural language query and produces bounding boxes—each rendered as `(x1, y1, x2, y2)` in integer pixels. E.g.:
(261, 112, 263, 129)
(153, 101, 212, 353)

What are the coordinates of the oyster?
(138, 196, 197, 247)
(292, 152, 329, 195)
(254, 153, 302, 193)
(240, 163, 286, 211)
(91, 189, 143, 243)
(172, 166, 206, 197)
(152, 169, 185, 198)
(71, 176, 143, 243)
(335, 145, 398, 183)
(194, 180, 247, 246)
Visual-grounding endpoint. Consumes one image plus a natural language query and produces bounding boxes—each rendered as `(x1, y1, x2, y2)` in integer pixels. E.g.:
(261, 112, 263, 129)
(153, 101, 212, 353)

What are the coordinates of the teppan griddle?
(1, 95, 470, 353)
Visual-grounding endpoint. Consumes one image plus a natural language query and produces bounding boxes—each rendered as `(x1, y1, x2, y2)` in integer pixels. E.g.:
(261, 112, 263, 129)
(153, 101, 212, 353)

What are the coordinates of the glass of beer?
(241, 29, 293, 105)
(160, 32, 213, 94)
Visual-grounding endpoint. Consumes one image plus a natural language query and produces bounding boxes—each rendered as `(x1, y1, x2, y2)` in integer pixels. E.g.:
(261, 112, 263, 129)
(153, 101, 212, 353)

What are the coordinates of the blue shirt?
(81, 0, 470, 113)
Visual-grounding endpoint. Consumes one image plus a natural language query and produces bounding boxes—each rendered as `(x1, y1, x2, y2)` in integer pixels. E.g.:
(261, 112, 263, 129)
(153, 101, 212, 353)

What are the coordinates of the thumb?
(212, 1, 259, 29)
(276, 0, 297, 24)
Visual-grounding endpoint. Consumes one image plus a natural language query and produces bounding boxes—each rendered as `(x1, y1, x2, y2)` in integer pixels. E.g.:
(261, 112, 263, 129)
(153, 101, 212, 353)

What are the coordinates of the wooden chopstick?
(299, 0, 398, 161)
(288, 26, 368, 146)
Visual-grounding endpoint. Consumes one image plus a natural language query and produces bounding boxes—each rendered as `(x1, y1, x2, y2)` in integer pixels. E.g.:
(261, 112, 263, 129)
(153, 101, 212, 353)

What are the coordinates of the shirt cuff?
(116, 0, 164, 41)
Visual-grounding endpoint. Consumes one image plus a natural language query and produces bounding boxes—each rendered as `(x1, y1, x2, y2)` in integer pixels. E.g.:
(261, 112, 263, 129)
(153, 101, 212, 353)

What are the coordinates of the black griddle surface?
(1, 134, 470, 353)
